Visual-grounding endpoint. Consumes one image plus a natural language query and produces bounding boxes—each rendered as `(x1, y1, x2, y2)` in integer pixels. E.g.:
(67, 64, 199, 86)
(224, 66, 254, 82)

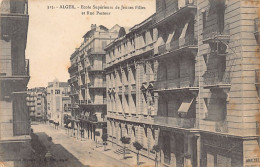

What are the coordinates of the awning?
(154, 36, 164, 55)
(178, 97, 194, 114)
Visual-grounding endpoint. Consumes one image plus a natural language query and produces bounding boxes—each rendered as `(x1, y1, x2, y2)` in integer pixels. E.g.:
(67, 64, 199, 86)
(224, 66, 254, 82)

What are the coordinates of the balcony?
(202, 23, 230, 44)
(154, 116, 196, 129)
(203, 71, 231, 89)
(79, 100, 86, 105)
(125, 85, 129, 92)
(158, 44, 167, 54)
(88, 82, 106, 89)
(118, 86, 123, 95)
(170, 35, 197, 52)
(85, 99, 107, 105)
(255, 69, 260, 85)
(154, 0, 197, 26)
(70, 90, 79, 96)
(154, 78, 198, 92)
(158, 35, 197, 56)
(68, 63, 78, 73)
(87, 65, 105, 72)
(71, 76, 78, 83)
(131, 84, 136, 94)
(87, 47, 105, 55)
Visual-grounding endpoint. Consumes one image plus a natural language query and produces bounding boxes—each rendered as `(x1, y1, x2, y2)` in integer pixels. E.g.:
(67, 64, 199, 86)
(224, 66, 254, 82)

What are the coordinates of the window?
(37, 103, 41, 105)
(51, 90, 53, 94)
(55, 90, 60, 94)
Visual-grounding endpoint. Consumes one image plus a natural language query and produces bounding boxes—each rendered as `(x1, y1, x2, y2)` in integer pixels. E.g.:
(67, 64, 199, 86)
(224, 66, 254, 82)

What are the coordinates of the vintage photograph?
(0, 0, 260, 166)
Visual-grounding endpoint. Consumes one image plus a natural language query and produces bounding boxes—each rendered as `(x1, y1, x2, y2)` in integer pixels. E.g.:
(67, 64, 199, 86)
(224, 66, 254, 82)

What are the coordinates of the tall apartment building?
(68, 24, 120, 140)
(26, 87, 46, 121)
(0, 0, 30, 139)
(27, 89, 36, 120)
(105, 0, 260, 166)
(46, 80, 70, 126)
(0, 0, 31, 162)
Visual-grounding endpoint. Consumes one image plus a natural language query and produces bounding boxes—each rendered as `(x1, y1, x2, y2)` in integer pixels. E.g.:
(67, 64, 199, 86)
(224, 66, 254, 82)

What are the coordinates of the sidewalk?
(95, 141, 156, 167)
(46, 123, 157, 167)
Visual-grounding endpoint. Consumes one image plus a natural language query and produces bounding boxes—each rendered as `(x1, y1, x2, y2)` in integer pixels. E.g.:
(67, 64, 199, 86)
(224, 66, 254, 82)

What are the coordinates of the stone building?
(46, 79, 70, 126)
(105, 0, 260, 166)
(0, 0, 31, 162)
(68, 24, 120, 140)
(26, 87, 46, 121)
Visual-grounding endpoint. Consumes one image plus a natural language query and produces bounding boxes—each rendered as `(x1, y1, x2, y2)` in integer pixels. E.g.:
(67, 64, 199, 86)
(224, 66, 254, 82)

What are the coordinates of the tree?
(133, 141, 143, 165)
(120, 136, 131, 159)
(101, 133, 108, 151)
(153, 145, 161, 167)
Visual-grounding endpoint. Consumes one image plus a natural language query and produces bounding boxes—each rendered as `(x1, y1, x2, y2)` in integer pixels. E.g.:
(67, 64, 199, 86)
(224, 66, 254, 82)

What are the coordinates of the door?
(163, 135, 171, 165)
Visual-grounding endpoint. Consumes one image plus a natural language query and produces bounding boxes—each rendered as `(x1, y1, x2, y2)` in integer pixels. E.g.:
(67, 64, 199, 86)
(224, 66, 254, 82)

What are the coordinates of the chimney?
(91, 24, 96, 30)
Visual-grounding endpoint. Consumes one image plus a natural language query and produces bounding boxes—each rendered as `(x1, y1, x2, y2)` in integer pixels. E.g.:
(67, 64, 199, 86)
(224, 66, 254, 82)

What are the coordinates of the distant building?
(46, 79, 70, 126)
(62, 96, 71, 126)
(26, 87, 46, 121)
(68, 24, 120, 140)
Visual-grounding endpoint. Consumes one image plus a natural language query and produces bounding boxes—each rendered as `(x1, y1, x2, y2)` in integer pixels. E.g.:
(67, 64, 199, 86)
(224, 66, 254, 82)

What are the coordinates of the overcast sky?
(26, 0, 155, 88)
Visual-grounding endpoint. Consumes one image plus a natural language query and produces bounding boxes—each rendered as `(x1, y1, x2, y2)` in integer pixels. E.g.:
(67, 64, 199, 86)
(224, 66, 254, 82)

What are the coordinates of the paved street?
(32, 123, 148, 167)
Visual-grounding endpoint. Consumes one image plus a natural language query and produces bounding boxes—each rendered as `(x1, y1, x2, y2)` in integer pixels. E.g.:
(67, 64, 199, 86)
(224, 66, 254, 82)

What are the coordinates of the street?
(31, 123, 131, 167)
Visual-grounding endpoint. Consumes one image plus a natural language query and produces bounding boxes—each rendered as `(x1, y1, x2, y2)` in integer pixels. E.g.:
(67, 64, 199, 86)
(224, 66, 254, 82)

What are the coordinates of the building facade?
(0, 0, 32, 163)
(105, 0, 260, 166)
(68, 24, 120, 140)
(26, 87, 46, 121)
(46, 80, 70, 126)
(0, 0, 30, 139)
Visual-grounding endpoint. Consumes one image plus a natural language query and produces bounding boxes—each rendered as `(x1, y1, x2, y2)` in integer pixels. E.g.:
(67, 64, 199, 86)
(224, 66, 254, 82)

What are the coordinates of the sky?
(26, 0, 155, 88)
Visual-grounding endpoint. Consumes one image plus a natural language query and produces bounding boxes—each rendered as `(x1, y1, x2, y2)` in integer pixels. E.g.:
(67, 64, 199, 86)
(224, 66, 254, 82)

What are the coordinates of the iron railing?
(203, 71, 231, 86)
(154, 0, 196, 25)
(158, 35, 197, 55)
(154, 116, 196, 129)
(87, 65, 105, 71)
(203, 23, 230, 41)
(88, 82, 106, 88)
(154, 77, 196, 90)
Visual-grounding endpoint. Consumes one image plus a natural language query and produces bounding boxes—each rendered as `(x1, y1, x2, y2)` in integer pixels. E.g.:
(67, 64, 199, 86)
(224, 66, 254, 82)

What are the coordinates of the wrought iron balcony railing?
(154, 77, 196, 91)
(154, 116, 196, 129)
(203, 23, 230, 43)
(158, 35, 197, 55)
(154, 0, 197, 25)
(203, 71, 231, 88)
